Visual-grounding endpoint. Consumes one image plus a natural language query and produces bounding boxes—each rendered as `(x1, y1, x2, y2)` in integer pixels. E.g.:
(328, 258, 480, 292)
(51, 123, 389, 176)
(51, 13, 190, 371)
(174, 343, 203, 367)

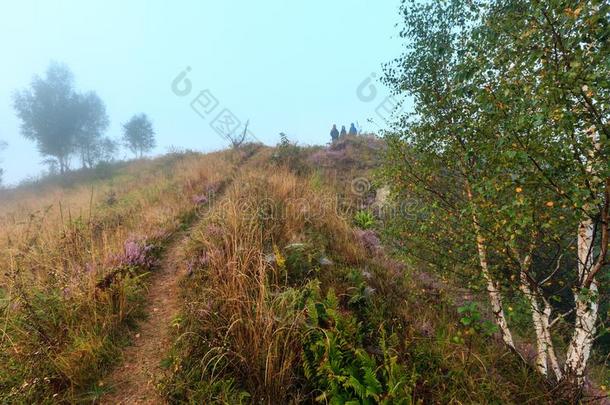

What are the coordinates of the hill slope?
(1, 137, 599, 403)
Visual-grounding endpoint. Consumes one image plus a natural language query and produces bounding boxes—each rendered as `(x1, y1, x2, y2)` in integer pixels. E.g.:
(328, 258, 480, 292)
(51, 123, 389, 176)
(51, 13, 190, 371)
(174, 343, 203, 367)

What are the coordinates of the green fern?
(301, 286, 415, 404)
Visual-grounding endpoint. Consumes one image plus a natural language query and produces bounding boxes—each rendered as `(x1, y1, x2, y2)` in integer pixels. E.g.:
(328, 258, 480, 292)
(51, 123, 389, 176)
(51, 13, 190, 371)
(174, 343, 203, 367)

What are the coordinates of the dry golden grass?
(0, 151, 234, 403)
(162, 140, 556, 404)
(165, 166, 367, 402)
(0, 139, 562, 404)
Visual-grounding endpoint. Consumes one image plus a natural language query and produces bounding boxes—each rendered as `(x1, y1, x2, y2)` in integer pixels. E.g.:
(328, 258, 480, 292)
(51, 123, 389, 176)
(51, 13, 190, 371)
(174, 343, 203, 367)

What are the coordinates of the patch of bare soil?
(100, 238, 186, 405)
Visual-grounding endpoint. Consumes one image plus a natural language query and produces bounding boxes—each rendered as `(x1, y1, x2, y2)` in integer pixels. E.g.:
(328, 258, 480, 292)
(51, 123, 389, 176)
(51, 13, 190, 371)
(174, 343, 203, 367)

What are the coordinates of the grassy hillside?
(0, 150, 235, 402)
(0, 136, 600, 403)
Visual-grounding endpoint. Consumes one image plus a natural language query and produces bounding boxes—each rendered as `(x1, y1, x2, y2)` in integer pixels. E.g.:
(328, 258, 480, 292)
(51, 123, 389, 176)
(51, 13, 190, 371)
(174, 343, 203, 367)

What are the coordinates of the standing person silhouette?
(349, 123, 358, 136)
(330, 124, 339, 142)
(340, 125, 347, 137)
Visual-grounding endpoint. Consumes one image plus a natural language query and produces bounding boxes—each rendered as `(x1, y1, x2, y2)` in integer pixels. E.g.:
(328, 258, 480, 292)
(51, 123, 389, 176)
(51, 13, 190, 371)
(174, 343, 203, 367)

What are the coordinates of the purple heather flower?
(193, 194, 209, 205)
(206, 182, 222, 195)
(355, 229, 382, 254)
(115, 237, 157, 269)
(187, 252, 210, 275)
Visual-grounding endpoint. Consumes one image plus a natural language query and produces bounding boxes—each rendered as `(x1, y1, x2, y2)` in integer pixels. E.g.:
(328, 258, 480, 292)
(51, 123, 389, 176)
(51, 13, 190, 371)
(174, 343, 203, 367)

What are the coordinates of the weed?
(354, 209, 375, 229)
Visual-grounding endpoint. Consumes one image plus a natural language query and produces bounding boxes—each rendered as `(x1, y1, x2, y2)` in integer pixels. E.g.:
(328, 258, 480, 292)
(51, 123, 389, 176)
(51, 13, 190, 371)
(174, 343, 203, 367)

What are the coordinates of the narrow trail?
(99, 155, 249, 404)
(100, 232, 188, 404)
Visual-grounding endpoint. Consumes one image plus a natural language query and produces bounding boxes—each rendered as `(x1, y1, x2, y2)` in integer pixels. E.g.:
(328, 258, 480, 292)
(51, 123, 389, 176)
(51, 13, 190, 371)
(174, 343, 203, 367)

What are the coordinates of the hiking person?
(340, 125, 347, 137)
(330, 124, 339, 142)
(349, 123, 358, 136)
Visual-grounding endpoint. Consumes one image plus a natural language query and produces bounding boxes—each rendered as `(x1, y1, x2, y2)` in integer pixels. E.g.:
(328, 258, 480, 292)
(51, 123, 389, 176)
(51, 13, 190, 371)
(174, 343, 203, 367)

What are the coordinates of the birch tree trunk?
(564, 218, 599, 385)
(515, 251, 562, 380)
(541, 298, 563, 380)
(519, 277, 548, 377)
(518, 288, 562, 381)
(480, 248, 515, 349)
(465, 182, 515, 350)
(563, 133, 606, 388)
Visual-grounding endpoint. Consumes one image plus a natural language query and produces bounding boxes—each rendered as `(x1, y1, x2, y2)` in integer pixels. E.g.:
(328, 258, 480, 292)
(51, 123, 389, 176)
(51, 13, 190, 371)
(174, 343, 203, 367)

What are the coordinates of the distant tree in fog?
(97, 138, 119, 163)
(122, 114, 155, 158)
(13, 63, 79, 173)
(13, 62, 112, 173)
(74, 92, 111, 168)
(41, 157, 59, 176)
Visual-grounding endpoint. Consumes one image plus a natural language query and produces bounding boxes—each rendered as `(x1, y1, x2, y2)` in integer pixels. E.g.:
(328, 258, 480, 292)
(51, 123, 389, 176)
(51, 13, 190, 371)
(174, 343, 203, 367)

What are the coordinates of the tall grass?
(162, 140, 553, 404)
(163, 167, 366, 402)
(0, 138, 562, 403)
(0, 152, 232, 403)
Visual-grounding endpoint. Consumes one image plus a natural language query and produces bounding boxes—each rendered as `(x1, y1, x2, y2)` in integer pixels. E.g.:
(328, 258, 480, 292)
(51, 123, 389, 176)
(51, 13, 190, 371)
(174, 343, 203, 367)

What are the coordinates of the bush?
(271, 133, 309, 175)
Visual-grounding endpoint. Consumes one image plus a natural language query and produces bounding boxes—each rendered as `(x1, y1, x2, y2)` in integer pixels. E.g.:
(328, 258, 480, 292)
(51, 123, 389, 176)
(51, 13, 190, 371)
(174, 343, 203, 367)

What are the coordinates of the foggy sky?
(0, 0, 404, 185)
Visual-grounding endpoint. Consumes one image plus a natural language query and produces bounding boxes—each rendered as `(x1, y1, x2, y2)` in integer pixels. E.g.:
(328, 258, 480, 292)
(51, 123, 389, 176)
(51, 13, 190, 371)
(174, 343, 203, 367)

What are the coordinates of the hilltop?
(0, 135, 605, 404)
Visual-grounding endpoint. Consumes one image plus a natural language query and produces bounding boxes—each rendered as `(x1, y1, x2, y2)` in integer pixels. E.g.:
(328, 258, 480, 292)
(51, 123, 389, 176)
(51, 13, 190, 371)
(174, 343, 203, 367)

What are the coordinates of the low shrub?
(271, 133, 311, 175)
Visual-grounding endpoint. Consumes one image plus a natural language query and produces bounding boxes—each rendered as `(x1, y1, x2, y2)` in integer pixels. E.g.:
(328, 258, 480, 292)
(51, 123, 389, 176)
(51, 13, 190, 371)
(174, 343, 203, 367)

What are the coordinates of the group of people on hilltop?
(330, 123, 358, 142)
